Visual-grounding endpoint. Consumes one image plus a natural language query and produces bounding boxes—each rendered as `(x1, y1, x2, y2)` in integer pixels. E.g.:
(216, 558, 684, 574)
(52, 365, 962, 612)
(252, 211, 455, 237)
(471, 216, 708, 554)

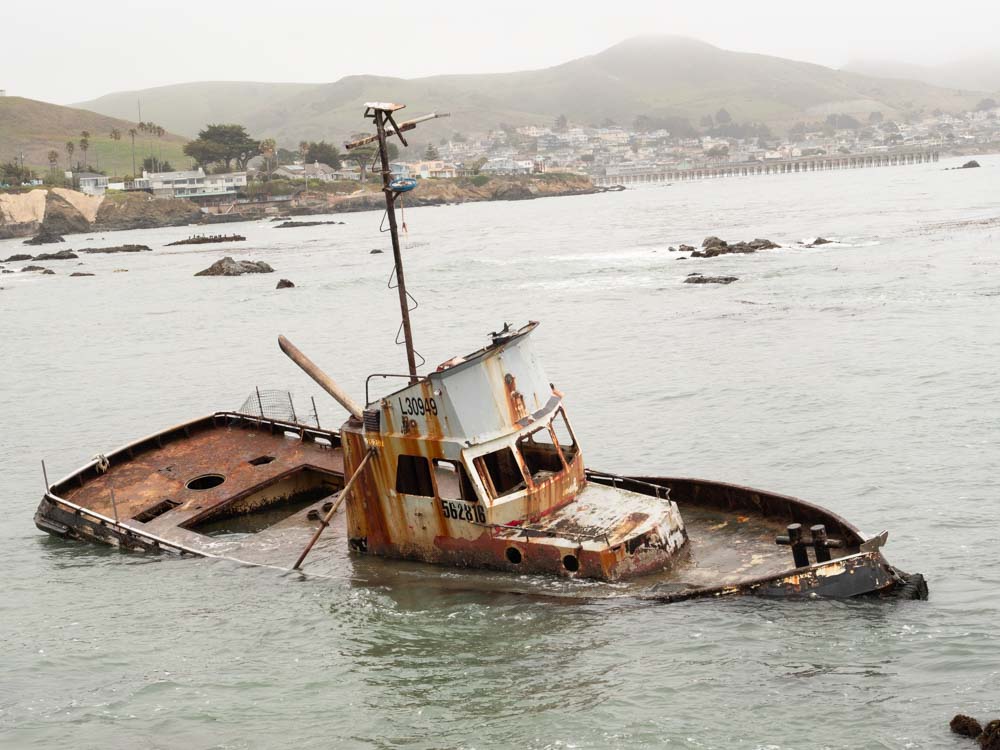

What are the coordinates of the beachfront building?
(400, 160, 459, 179)
(126, 168, 247, 201)
(76, 172, 109, 196)
(272, 161, 338, 183)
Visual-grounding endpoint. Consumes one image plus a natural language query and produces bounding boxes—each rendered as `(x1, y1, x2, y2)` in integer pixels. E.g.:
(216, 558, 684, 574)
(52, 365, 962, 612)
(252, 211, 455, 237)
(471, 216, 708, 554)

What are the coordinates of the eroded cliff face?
(0, 189, 48, 238)
(0, 189, 203, 238)
(93, 192, 201, 230)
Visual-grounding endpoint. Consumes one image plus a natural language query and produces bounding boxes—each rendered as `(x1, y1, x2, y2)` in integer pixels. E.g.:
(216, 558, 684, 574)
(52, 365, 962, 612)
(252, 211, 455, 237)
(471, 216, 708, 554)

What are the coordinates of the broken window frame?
(395, 454, 435, 498)
(432, 458, 478, 503)
(473, 445, 528, 500)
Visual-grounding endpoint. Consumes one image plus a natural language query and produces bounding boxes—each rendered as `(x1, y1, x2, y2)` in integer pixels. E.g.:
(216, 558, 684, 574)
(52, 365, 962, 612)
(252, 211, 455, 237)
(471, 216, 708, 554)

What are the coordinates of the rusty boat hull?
(32, 411, 925, 601)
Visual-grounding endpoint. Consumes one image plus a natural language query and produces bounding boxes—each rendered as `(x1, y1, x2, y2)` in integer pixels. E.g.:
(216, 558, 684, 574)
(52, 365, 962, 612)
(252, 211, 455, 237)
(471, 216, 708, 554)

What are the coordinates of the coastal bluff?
(0, 174, 597, 239)
(0, 189, 200, 239)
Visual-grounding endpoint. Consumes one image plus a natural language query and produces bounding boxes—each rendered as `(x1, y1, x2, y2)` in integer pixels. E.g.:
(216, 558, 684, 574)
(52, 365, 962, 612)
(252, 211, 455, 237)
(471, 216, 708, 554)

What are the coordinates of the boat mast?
(345, 103, 448, 384)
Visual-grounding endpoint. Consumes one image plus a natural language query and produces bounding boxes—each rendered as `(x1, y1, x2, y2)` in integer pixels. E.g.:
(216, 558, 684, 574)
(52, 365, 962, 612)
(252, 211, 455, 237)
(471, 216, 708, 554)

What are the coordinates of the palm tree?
(47, 150, 59, 175)
(65, 141, 75, 170)
(79, 131, 91, 170)
(128, 127, 138, 177)
(110, 128, 122, 176)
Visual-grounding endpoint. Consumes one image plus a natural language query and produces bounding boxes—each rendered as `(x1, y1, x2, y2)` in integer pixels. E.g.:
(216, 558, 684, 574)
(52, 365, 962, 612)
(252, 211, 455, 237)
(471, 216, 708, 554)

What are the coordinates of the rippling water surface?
(2, 158, 998, 749)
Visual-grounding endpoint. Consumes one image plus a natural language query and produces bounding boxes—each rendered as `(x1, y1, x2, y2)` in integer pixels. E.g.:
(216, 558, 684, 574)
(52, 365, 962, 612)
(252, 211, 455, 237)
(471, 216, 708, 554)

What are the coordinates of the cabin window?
(433, 459, 478, 503)
(550, 409, 578, 461)
(517, 426, 565, 484)
(395, 455, 434, 497)
(475, 447, 526, 498)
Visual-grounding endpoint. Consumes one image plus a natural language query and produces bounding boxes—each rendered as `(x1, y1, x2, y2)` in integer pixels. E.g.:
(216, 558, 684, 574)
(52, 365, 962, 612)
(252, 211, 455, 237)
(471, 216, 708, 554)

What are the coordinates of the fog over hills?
(843, 58, 1000, 95)
(74, 36, 985, 145)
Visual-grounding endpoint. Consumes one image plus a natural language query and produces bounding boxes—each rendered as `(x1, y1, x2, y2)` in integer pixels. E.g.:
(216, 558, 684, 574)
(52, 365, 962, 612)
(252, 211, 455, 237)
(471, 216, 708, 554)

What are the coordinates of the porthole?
(186, 474, 225, 491)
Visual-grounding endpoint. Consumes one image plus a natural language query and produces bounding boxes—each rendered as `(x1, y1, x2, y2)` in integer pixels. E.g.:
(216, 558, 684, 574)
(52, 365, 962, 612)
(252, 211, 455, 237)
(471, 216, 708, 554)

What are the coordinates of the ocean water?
(1, 157, 998, 749)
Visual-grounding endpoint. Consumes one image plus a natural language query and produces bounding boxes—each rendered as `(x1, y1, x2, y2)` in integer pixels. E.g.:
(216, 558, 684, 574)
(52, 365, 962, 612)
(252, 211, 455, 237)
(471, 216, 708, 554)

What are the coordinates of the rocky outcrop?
(41, 192, 91, 235)
(2, 253, 33, 263)
(961, 160, 980, 169)
(276, 278, 295, 289)
(32, 249, 78, 261)
(70, 272, 95, 277)
(166, 234, 245, 246)
(95, 192, 201, 231)
(23, 227, 65, 245)
(690, 237, 780, 258)
(194, 257, 274, 276)
(274, 220, 344, 228)
(80, 244, 152, 254)
(21, 265, 47, 272)
(684, 273, 738, 285)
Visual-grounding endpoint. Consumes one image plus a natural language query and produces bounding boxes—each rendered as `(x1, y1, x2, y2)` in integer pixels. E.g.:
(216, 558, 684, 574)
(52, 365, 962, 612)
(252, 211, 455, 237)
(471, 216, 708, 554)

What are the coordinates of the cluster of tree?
(300, 140, 342, 169)
(183, 125, 260, 172)
(976, 98, 998, 112)
(1, 160, 36, 186)
(632, 114, 698, 139)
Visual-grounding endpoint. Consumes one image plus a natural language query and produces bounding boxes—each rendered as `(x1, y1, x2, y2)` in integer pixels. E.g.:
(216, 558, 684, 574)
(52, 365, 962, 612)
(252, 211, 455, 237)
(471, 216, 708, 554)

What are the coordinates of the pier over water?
(593, 149, 940, 186)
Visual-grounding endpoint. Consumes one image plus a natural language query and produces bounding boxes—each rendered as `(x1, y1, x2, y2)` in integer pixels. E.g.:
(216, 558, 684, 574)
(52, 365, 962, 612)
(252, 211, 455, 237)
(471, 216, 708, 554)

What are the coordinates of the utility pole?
(345, 104, 448, 384)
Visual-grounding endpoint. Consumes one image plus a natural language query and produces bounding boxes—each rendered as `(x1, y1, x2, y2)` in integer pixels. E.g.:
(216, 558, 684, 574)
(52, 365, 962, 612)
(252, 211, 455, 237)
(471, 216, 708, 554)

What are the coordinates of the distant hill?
(75, 81, 319, 141)
(843, 58, 1000, 95)
(74, 36, 986, 148)
(0, 96, 190, 176)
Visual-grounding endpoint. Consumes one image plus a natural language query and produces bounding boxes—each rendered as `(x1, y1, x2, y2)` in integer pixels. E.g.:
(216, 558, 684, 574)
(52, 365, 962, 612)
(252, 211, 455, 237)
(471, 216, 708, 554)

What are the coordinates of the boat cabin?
(339, 322, 689, 579)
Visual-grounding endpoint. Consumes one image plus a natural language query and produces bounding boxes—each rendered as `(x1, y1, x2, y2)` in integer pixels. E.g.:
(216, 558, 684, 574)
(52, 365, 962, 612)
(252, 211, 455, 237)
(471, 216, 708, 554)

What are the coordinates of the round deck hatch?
(186, 474, 226, 491)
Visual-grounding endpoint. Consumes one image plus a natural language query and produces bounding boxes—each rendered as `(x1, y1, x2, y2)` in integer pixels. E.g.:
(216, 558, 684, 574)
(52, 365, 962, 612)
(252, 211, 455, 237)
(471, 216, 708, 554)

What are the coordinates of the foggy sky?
(3, 0, 997, 104)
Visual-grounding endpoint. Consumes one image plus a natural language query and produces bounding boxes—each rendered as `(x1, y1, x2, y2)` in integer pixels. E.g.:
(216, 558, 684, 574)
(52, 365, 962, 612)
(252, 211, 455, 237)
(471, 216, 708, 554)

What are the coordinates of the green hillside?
(0, 96, 190, 178)
(842, 57, 1000, 94)
(73, 36, 986, 149)
(75, 81, 319, 139)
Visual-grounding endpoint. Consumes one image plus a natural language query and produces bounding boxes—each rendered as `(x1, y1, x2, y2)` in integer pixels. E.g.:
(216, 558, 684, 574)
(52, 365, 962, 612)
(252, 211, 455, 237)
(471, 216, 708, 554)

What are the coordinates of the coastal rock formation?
(41, 268, 55, 275)
(80, 244, 152, 254)
(2, 253, 33, 263)
(95, 192, 201, 231)
(194, 257, 275, 276)
(690, 237, 780, 258)
(40, 192, 91, 235)
(23, 228, 65, 245)
(370, 249, 384, 254)
(684, 273, 738, 284)
(21, 265, 47, 272)
(32, 249, 78, 261)
(806, 237, 833, 247)
(275, 220, 345, 228)
(70, 272, 95, 277)
(276, 279, 295, 289)
(961, 160, 981, 169)
(951, 715, 983, 739)
(167, 234, 245, 246)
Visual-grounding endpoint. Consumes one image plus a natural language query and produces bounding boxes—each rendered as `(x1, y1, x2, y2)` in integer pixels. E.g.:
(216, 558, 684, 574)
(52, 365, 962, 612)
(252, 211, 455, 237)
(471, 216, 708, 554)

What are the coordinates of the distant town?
(2, 96, 998, 209)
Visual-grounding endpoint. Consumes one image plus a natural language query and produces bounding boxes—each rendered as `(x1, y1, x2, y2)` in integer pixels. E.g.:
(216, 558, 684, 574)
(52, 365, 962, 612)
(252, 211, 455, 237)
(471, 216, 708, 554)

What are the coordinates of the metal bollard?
(776, 523, 811, 568)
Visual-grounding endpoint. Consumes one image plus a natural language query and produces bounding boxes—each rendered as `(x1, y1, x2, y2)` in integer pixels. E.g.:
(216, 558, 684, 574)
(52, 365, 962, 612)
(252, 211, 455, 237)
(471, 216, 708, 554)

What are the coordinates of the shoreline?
(0, 174, 599, 241)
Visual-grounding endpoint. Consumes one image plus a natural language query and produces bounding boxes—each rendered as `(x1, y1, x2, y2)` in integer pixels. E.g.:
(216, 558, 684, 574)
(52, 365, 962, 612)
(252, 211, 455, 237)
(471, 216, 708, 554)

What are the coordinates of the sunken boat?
(33, 103, 926, 602)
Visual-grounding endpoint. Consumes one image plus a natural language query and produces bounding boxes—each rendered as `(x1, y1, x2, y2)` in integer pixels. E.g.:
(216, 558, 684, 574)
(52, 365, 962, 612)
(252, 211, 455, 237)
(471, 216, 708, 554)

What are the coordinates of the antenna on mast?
(345, 103, 449, 384)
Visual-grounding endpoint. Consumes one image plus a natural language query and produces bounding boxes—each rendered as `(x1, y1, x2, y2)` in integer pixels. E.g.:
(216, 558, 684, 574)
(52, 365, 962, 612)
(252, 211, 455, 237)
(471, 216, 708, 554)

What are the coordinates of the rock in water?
(32, 249, 78, 261)
(23, 228, 65, 246)
(21, 265, 47, 272)
(702, 236, 727, 250)
(2, 254, 33, 263)
(950, 715, 982, 738)
(70, 272, 95, 277)
(961, 160, 981, 169)
(194, 257, 275, 276)
(370, 249, 384, 254)
(809, 237, 833, 246)
(276, 279, 295, 289)
(41, 269, 55, 275)
(981, 720, 1000, 750)
(80, 244, 152, 254)
(684, 274, 738, 285)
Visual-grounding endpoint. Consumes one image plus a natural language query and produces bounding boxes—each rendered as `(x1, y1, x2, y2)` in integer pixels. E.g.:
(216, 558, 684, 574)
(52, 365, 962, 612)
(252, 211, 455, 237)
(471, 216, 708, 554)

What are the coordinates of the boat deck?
(58, 417, 345, 534)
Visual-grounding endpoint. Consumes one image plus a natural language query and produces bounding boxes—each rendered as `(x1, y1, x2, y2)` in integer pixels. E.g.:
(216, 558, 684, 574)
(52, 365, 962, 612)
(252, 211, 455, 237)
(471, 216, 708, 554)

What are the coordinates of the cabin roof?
(371, 321, 556, 445)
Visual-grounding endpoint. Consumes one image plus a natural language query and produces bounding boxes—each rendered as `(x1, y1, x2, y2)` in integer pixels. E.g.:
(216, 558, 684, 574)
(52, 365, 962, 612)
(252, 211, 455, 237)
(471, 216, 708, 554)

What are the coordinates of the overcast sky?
(3, 0, 996, 104)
